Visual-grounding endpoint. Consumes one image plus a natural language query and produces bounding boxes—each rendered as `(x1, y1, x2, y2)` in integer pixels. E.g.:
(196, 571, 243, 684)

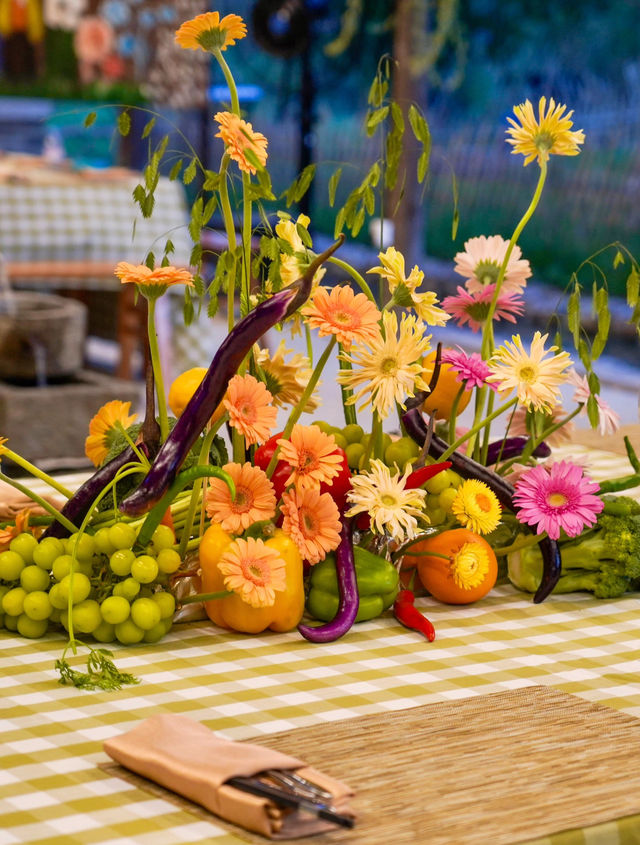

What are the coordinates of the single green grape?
(22, 590, 52, 621)
(427, 507, 447, 526)
(0, 549, 25, 582)
(329, 430, 348, 451)
(0, 585, 9, 605)
(345, 442, 365, 470)
(32, 536, 64, 570)
(48, 583, 67, 610)
(130, 597, 162, 631)
(142, 618, 172, 643)
(109, 548, 135, 577)
(17, 613, 48, 639)
(342, 423, 365, 445)
(52, 554, 74, 582)
(438, 486, 459, 512)
(312, 420, 334, 434)
(9, 533, 38, 565)
(100, 595, 131, 625)
(49, 608, 62, 625)
(151, 591, 176, 620)
(425, 470, 453, 495)
(151, 524, 175, 553)
(384, 440, 415, 471)
(448, 470, 463, 488)
(4, 613, 19, 631)
(112, 578, 141, 601)
(20, 565, 51, 593)
(93, 526, 116, 556)
(92, 620, 116, 643)
(57, 572, 91, 606)
(156, 548, 181, 575)
(131, 555, 159, 584)
(114, 618, 145, 644)
(65, 532, 96, 562)
(71, 599, 102, 634)
(108, 522, 138, 551)
(2, 586, 27, 616)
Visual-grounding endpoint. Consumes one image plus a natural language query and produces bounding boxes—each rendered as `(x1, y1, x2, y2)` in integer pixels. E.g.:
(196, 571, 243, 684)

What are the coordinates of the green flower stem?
(265, 336, 337, 479)
(145, 296, 169, 442)
(0, 471, 77, 534)
(493, 531, 547, 557)
(447, 383, 468, 445)
(440, 396, 518, 461)
(218, 156, 238, 333)
(213, 49, 240, 116)
(480, 388, 497, 465)
(178, 423, 223, 560)
(328, 256, 376, 302)
(241, 173, 253, 319)
(180, 589, 233, 605)
(338, 343, 357, 426)
(481, 158, 548, 361)
(0, 447, 73, 498)
(305, 323, 314, 365)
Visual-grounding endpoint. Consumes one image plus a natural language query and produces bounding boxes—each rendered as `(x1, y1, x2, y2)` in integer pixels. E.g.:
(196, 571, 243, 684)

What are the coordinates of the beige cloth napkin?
(0, 480, 63, 521)
(103, 714, 355, 839)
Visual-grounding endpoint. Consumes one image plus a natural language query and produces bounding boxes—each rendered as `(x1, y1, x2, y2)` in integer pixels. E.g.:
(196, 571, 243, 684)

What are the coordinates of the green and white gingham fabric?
(1, 446, 640, 844)
(0, 175, 193, 276)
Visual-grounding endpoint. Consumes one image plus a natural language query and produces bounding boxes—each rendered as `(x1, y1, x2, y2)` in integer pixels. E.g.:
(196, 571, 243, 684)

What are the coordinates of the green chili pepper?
(307, 546, 399, 623)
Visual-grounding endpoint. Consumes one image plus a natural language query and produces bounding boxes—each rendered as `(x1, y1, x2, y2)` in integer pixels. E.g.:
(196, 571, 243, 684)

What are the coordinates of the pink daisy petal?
(442, 285, 524, 332)
(440, 346, 497, 391)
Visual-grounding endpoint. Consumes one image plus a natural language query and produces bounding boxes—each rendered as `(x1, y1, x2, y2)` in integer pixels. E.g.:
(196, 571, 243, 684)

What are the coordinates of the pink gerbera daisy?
(513, 460, 604, 540)
(453, 235, 531, 295)
(440, 346, 497, 391)
(442, 285, 524, 332)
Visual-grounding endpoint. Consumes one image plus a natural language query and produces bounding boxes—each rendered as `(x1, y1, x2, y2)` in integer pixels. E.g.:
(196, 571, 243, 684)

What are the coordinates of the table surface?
(2, 443, 640, 845)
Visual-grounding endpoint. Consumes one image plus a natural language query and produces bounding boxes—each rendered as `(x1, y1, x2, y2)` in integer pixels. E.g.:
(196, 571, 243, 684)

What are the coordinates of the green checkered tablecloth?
(1, 446, 640, 844)
(0, 173, 193, 275)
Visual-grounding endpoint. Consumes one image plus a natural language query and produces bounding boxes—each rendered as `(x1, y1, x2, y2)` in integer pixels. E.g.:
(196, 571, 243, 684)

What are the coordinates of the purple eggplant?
(120, 237, 344, 517)
(485, 436, 551, 465)
(401, 407, 561, 602)
(42, 444, 149, 539)
(298, 519, 359, 642)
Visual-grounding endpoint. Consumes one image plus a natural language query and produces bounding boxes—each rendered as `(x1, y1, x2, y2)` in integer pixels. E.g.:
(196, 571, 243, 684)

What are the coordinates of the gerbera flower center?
(381, 357, 398, 375)
(474, 259, 500, 287)
(298, 449, 317, 471)
(518, 364, 537, 383)
(334, 310, 355, 326)
(232, 486, 253, 512)
(243, 559, 268, 585)
(302, 510, 316, 534)
(547, 492, 568, 508)
(381, 494, 398, 506)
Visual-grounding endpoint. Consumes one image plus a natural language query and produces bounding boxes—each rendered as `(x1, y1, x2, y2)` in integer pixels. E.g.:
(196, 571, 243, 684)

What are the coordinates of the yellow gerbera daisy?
(506, 97, 585, 166)
(175, 12, 246, 52)
(368, 247, 448, 325)
(450, 479, 502, 535)
(487, 331, 572, 413)
(254, 341, 320, 411)
(214, 111, 268, 175)
(337, 310, 431, 419)
(345, 459, 428, 544)
(85, 400, 138, 467)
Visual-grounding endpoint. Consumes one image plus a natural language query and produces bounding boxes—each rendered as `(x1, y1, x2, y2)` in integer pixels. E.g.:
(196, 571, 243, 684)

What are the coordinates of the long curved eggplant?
(401, 407, 561, 602)
(298, 519, 359, 642)
(485, 436, 551, 465)
(120, 237, 344, 517)
(42, 444, 149, 539)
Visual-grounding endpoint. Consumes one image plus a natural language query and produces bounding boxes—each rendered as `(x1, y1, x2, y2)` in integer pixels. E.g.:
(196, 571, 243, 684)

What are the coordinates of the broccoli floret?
(507, 503, 640, 599)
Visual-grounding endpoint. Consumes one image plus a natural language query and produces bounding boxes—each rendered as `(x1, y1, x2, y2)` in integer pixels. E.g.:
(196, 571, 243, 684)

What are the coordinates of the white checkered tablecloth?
(0, 174, 194, 277)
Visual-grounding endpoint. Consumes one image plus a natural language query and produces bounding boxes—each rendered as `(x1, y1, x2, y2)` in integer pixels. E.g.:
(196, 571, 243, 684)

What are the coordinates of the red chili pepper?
(393, 589, 436, 642)
(405, 461, 451, 490)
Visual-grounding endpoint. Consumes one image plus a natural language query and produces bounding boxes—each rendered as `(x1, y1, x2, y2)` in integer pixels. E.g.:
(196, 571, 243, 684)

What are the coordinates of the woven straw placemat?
(104, 685, 640, 844)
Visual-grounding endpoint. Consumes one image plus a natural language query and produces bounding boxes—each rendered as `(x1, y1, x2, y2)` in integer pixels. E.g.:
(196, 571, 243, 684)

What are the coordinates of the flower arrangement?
(1, 9, 640, 690)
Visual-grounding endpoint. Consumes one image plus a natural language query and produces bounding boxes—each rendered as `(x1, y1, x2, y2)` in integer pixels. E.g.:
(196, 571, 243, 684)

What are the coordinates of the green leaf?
(282, 164, 316, 206)
(117, 110, 131, 136)
(207, 294, 220, 318)
(183, 297, 195, 327)
(613, 249, 625, 269)
(385, 111, 403, 191)
(83, 111, 97, 128)
(626, 266, 639, 308)
(189, 243, 203, 267)
(587, 370, 601, 394)
(132, 183, 146, 208)
(164, 239, 175, 257)
(408, 104, 430, 143)
(450, 171, 459, 240)
(296, 222, 312, 249)
(367, 75, 388, 108)
(577, 337, 591, 371)
(334, 206, 346, 239)
(417, 150, 429, 184)
(586, 393, 599, 428)
(351, 206, 366, 237)
(365, 105, 389, 136)
(202, 169, 219, 191)
(183, 158, 197, 185)
(141, 117, 156, 139)
(567, 288, 581, 347)
(189, 197, 204, 242)
(144, 251, 155, 270)
(169, 159, 183, 181)
(328, 168, 342, 206)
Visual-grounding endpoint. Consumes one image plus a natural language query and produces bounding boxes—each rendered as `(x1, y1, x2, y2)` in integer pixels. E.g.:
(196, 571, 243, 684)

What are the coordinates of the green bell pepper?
(306, 546, 399, 623)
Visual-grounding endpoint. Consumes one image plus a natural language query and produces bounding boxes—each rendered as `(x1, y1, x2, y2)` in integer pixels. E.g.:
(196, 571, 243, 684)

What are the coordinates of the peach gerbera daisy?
(214, 111, 268, 175)
(205, 462, 276, 534)
(454, 235, 531, 295)
(301, 285, 381, 348)
(254, 341, 320, 411)
(506, 97, 585, 166)
(281, 487, 342, 564)
(224, 374, 277, 446)
(85, 400, 138, 467)
(114, 262, 194, 299)
(175, 12, 246, 52)
(218, 536, 287, 608)
(277, 425, 343, 491)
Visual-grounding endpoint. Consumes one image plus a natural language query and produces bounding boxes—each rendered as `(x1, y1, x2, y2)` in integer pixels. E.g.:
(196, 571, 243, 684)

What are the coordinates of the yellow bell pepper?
(199, 523, 305, 634)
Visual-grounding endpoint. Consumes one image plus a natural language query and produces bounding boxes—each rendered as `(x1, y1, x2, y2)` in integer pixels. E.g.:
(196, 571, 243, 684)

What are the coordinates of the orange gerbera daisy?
(277, 425, 343, 491)
(175, 12, 246, 52)
(114, 262, 194, 299)
(281, 487, 342, 564)
(205, 462, 276, 534)
(301, 285, 381, 349)
(0, 508, 34, 551)
(214, 111, 268, 175)
(85, 400, 138, 466)
(223, 374, 277, 446)
(218, 536, 287, 608)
